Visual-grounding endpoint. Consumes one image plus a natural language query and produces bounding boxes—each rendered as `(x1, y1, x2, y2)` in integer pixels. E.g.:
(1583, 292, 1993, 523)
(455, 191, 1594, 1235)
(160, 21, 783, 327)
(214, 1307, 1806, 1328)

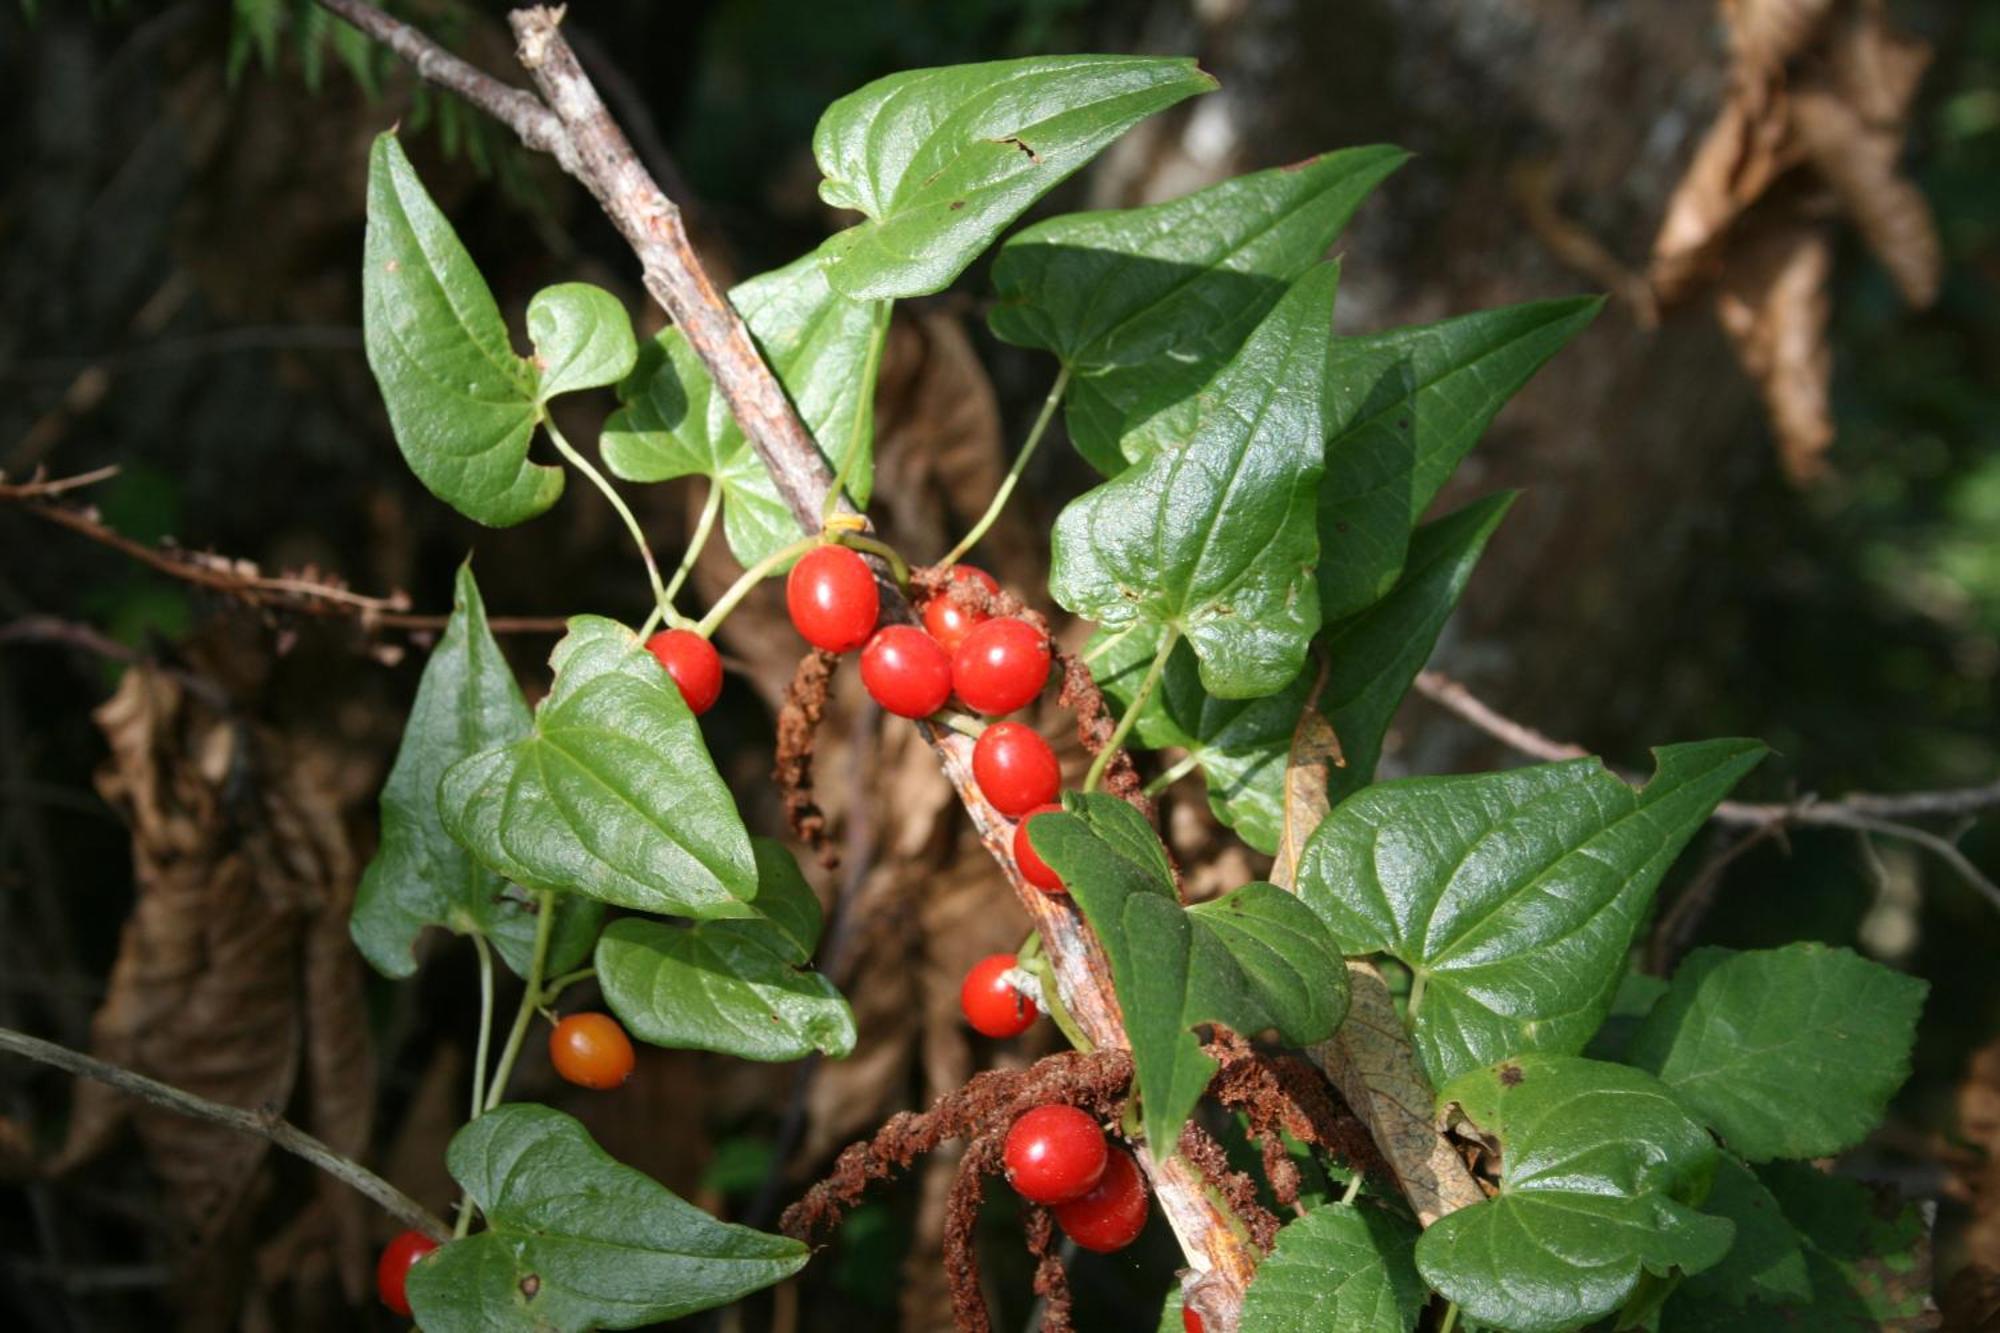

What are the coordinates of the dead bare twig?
(0, 1026, 447, 1241)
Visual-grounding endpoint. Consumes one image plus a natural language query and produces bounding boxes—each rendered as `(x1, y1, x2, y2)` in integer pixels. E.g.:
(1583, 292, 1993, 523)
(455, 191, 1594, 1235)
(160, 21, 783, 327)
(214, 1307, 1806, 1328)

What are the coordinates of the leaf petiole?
(483, 888, 559, 1113)
(1143, 750, 1202, 797)
(662, 481, 723, 607)
(694, 535, 823, 638)
(1084, 626, 1176, 793)
(542, 413, 685, 628)
(941, 365, 1069, 568)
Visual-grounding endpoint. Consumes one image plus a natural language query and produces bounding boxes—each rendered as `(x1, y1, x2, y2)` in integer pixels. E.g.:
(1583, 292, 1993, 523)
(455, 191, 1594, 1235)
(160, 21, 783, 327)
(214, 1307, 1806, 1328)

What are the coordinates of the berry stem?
(1143, 750, 1203, 797)
(694, 535, 822, 637)
(931, 708, 988, 739)
(662, 480, 723, 607)
(542, 413, 685, 628)
(819, 299, 893, 524)
(1084, 626, 1177, 794)
(542, 966, 597, 1006)
(941, 365, 1069, 569)
(1022, 951, 1094, 1054)
(832, 532, 911, 590)
(483, 888, 559, 1114)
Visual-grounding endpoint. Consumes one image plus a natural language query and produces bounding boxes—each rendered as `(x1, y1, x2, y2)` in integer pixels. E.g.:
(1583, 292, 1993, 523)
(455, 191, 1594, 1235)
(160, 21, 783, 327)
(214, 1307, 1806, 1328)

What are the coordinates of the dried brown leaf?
(1271, 656, 1341, 891)
(1308, 963, 1487, 1227)
(1715, 216, 1836, 484)
(1650, 83, 1799, 302)
(54, 663, 370, 1284)
(1957, 1038, 2000, 1275)
(1724, 0, 1837, 71)
(1792, 12, 1940, 308)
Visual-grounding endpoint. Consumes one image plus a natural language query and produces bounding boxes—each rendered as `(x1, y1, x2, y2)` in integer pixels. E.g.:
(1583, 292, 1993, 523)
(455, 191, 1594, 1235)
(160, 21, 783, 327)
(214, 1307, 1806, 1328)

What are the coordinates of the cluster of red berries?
(1001, 1104, 1151, 1253)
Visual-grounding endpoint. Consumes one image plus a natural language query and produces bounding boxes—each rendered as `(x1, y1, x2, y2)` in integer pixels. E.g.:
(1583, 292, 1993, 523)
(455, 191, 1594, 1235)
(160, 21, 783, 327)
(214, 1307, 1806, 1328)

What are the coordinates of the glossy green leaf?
(1660, 1160, 1935, 1331)
(1240, 1203, 1426, 1332)
(1416, 1055, 1734, 1333)
(595, 839, 856, 1061)
(1030, 794, 1347, 1158)
(1092, 493, 1512, 853)
(1668, 1155, 1812, 1309)
(1628, 943, 1926, 1162)
(405, 1105, 806, 1332)
(1327, 296, 1602, 526)
(350, 563, 601, 979)
(1296, 740, 1765, 1089)
(1318, 491, 1515, 804)
(362, 132, 554, 527)
(989, 146, 1408, 476)
(1051, 263, 1339, 698)
(1315, 357, 1418, 621)
(438, 617, 759, 917)
(814, 56, 1214, 300)
(528, 282, 637, 402)
(602, 251, 884, 568)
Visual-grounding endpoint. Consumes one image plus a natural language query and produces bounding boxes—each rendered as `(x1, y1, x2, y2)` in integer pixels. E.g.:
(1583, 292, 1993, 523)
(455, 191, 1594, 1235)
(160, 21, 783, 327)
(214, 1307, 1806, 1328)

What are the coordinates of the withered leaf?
(1715, 216, 1835, 484)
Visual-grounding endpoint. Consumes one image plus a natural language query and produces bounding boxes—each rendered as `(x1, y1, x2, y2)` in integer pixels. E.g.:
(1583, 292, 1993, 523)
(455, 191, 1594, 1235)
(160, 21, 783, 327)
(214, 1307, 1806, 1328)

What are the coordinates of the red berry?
(645, 628, 723, 715)
(1003, 1104, 1108, 1204)
(1014, 803, 1065, 893)
(952, 617, 1051, 715)
(376, 1229, 440, 1317)
(860, 625, 953, 718)
(786, 545, 879, 653)
(973, 722, 1061, 817)
(922, 565, 1000, 654)
(960, 953, 1037, 1038)
(1183, 1305, 1205, 1333)
(549, 1012, 636, 1090)
(1053, 1145, 1150, 1252)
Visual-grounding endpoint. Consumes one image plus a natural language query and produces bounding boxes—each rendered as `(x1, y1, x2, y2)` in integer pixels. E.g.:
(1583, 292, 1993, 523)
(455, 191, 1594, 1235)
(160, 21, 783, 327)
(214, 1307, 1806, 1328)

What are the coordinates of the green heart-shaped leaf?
(1627, 943, 1926, 1162)
(363, 133, 554, 526)
(1327, 296, 1602, 532)
(1051, 262, 1339, 699)
(596, 839, 856, 1061)
(1030, 794, 1347, 1158)
(1416, 1055, 1735, 1333)
(1296, 740, 1765, 1088)
(528, 282, 637, 402)
(1240, 1203, 1426, 1332)
(989, 145, 1407, 476)
(602, 250, 885, 568)
(405, 1105, 805, 1332)
(1658, 1159, 1935, 1331)
(1092, 492, 1514, 853)
(814, 55, 1214, 300)
(350, 562, 602, 979)
(438, 617, 758, 917)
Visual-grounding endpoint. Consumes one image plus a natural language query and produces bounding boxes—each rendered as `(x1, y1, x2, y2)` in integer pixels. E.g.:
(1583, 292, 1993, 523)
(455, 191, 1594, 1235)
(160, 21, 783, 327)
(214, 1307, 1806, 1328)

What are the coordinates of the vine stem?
(542, 413, 680, 626)
(0, 1026, 449, 1241)
(941, 365, 1069, 568)
(694, 535, 821, 638)
(662, 481, 723, 607)
(1085, 627, 1176, 793)
(483, 889, 559, 1113)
